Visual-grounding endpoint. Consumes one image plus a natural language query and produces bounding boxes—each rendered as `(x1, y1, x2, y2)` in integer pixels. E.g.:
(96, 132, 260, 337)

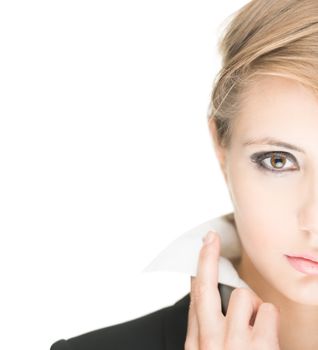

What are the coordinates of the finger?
(194, 231, 224, 340)
(184, 277, 199, 349)
(252, 302, 280, 343)
(225, 288, 263, 338)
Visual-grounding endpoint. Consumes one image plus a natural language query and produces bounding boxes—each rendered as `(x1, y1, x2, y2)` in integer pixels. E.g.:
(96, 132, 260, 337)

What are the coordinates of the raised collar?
(143, 211, 252, 290)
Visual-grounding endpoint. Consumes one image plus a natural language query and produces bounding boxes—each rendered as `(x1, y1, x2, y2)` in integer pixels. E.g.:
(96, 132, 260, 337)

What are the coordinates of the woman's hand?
(184, 231, 281, 349)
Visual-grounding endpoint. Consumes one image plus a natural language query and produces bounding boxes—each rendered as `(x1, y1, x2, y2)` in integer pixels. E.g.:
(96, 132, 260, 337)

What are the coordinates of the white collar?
(143, 212, 252, 291)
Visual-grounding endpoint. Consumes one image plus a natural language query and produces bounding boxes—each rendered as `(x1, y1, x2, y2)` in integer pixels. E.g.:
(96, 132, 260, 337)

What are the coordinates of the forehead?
(233, 75, 318, 138)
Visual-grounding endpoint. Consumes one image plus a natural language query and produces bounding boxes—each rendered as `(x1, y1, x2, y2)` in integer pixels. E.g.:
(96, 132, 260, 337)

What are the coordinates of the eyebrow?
(242, 137, 305, 153)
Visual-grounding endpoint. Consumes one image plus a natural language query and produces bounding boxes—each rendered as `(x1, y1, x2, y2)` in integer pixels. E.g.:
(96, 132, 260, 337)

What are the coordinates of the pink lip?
(287, 254, 318, 263)
(285, 255, 318, 275)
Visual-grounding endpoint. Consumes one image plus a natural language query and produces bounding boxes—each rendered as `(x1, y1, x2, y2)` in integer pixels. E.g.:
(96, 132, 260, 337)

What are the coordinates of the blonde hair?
(207, 0, 318, 148)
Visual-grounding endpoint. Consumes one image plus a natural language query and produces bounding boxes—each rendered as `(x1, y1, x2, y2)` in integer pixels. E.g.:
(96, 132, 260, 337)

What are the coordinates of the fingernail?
(202, 231, 216, 245)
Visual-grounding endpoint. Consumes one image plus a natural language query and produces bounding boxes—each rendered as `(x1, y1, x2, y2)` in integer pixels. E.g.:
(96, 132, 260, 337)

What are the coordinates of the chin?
(280, 278, 318, 305)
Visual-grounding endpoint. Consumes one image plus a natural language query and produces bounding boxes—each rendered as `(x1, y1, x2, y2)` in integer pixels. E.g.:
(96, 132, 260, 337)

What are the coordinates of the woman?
(51, 0, 318, 349)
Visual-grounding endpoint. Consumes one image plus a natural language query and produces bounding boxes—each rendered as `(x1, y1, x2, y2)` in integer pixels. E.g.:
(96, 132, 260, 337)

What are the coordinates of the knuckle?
(192, 282, 209, 301)
(231, 287, 251, 301)
(260, 302, 279, 315)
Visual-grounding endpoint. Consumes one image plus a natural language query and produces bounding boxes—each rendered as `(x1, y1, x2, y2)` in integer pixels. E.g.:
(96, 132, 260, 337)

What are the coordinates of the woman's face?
(211, 75, 318, 306)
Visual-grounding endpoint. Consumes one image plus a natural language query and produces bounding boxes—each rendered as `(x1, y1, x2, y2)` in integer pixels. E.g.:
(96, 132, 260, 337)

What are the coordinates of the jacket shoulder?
(50, 294, 190, 350)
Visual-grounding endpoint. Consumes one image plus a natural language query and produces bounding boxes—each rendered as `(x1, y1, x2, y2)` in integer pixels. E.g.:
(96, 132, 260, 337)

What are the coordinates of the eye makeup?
(250, 151, 299, 174)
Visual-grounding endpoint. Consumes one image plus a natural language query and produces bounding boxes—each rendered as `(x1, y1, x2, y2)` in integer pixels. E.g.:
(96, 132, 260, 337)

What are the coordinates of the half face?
(210, 74, 318, 305)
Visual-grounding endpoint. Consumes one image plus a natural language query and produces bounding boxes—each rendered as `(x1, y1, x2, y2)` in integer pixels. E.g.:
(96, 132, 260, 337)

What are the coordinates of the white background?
(0, 0, 249, 349)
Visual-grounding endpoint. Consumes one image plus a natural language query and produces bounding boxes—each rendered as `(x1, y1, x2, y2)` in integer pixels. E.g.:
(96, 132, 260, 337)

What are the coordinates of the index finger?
(192, 231, 224, 338)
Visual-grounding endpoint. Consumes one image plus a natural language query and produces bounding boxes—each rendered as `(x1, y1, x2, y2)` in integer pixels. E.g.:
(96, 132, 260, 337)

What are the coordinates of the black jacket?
(50, 283, 234, 350)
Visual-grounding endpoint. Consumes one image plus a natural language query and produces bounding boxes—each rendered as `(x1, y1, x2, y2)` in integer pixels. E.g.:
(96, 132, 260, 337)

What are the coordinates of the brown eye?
(250, 151, 299, 174)
(269, 154, 287, 169)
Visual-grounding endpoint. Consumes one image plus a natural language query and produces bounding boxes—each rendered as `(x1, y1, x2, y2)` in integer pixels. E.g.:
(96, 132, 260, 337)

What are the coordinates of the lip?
(285, 255, 318, 275)
(287, 253, 318, 263)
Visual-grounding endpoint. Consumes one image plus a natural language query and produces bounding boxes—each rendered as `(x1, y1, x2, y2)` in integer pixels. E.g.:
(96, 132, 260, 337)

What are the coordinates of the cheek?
(227, 159, 298, 219)
(227, 165, 273, 218)
(227, 165, 292, 251)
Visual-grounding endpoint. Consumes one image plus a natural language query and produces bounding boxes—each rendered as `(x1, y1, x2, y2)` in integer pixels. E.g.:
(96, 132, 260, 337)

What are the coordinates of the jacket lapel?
(163, 292, 190, 350)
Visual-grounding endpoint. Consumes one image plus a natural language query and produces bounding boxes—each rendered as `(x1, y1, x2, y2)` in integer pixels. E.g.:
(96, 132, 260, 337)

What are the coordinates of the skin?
(185, 231, 281, 349)
(208, 75, 318, 349)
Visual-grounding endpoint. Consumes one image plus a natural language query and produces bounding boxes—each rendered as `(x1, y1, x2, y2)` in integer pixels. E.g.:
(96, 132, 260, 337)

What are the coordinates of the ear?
(208, 118, 228, 182)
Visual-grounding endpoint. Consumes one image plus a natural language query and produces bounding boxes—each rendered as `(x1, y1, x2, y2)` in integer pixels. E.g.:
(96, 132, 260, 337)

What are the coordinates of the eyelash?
(250, 151, 299, 174)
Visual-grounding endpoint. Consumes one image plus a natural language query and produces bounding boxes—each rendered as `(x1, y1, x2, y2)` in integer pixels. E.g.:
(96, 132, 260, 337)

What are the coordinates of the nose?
(299, 174, 318, 237)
